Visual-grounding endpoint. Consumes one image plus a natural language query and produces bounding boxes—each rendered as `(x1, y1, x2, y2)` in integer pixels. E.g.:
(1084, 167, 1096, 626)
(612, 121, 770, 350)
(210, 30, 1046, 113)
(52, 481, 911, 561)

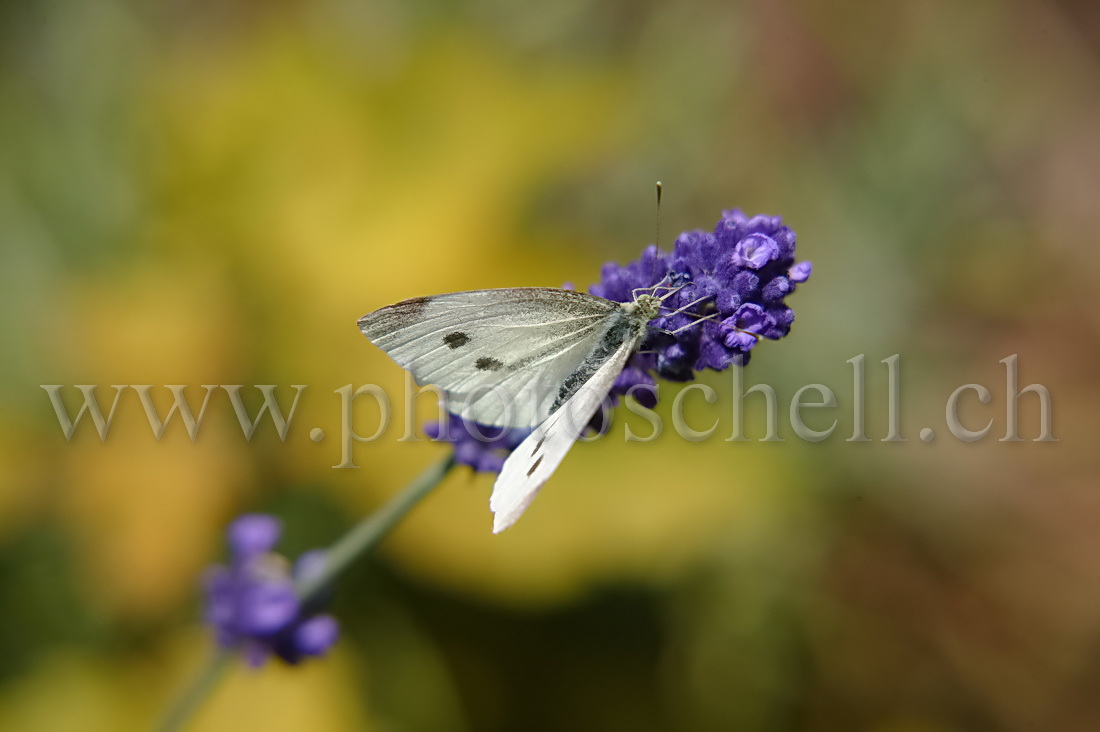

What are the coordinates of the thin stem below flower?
(159, 453, 456, 731)
(158, 648, 232, 732)
(296, 452, 456, 605)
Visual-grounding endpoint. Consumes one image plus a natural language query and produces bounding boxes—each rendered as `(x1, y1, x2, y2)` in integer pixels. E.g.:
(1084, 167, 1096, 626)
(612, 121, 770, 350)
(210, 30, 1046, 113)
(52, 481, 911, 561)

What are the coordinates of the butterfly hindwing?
(358, 288, 620, 428)
(489, 327, 642, 533)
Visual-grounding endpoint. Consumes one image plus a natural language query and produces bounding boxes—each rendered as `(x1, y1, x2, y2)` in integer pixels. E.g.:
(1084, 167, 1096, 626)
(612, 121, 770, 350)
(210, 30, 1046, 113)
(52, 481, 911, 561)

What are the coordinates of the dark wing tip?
(358, 296, 434, 338)
(356, 313, 377, 334)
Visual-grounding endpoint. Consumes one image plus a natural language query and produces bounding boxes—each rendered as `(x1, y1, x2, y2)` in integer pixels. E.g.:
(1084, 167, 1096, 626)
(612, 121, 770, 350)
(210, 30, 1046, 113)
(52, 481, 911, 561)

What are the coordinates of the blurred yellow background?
(2, 0, 1099, 730)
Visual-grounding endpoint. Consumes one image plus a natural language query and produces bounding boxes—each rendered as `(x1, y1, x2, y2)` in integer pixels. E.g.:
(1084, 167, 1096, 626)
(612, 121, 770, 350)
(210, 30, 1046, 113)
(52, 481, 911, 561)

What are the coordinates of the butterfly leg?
(665, 313, 718, 335)
(631, 273, 676, 300)
(658, 294, 712, 318)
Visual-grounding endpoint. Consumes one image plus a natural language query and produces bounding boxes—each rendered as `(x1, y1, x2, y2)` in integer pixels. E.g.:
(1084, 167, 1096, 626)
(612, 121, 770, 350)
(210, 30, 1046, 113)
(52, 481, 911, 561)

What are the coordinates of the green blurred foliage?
(2, 0, 1099, 729)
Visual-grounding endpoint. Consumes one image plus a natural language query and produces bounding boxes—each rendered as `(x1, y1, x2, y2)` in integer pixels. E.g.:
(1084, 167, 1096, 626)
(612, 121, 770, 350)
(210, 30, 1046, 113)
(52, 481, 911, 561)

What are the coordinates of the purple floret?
(203, 514, 340, 667)
(593, 208, 809, 400)
(430, 208, 810, 473)
(424, 414, 531, 473)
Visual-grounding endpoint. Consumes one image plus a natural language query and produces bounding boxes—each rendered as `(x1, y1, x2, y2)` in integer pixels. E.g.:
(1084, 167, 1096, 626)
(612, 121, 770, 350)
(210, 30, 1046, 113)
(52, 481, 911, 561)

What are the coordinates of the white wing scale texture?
(358, 288, 619, 429)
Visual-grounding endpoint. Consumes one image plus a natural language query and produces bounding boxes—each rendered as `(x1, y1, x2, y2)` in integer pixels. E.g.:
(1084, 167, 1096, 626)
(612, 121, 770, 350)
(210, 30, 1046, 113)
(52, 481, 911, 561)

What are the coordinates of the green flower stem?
(296, 453, 455, 602)
(159, 649, 232, 732)
(159, 453, 456, 732)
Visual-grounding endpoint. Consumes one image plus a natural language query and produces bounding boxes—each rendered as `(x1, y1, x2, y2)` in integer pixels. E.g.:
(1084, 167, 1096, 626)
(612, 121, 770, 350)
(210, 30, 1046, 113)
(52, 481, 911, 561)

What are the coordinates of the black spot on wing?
(443, 331, 470, 349)
(527, 455, 544, 476)
(475, 356, 503, 371)
(532, 435, 545, 455)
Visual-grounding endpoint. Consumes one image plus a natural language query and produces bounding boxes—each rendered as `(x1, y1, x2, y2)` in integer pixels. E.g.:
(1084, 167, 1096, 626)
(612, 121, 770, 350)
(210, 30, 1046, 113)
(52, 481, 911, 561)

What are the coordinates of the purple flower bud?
(722, 327, 758, 352)
(655, 341, 694, 381)
(423, 413, 530, 475)
(202, 568, 236, 639)
(715, 289, 741, 316)
(789, 261, 812, 282)
(696, 335, 735, 371)
(477, 452, 507, 473)
(731, 233, 780, 270)
(422, 420, 444, 440)
(733, 303, 775, 334)
(228, 514, 281, 559)
(770, 306, 795, 327)
(203, 514, 340, 667)
(238, 577, 299, 635)
(762, 276, 792, 302)
(292, 615, 340, 657)
(732, 271, 760, 299)
(772, 227, 796, 260)
(614, 365, 656, 398)
(625, 382, 658, 410)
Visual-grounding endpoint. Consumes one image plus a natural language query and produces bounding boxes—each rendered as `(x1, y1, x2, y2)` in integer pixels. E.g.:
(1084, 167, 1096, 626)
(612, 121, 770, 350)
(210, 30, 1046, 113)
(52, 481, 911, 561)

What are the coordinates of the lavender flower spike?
(203, 514, 340, 667)
(427, 208, 810, 474)
(589, 209, 809, 401)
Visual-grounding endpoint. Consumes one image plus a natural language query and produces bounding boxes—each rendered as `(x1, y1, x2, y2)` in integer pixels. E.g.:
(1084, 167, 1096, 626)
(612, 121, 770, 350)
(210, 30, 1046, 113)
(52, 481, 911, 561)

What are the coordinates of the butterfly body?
(358, 287, 665, 532)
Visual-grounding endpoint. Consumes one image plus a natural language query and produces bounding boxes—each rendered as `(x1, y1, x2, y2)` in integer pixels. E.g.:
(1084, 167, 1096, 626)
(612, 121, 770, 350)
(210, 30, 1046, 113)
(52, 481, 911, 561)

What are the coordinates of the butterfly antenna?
(645, 181, 663, 289)
(655, 181, 663, 250)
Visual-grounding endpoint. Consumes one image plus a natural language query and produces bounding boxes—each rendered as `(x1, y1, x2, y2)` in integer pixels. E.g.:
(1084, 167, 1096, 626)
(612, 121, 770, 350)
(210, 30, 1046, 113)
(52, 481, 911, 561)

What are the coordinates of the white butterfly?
(357, 286, 673, 533)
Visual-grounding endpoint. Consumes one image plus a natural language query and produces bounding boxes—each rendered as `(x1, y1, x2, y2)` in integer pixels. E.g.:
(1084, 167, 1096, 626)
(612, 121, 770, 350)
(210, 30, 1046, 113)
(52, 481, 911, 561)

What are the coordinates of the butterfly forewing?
(358, 288, 620, 428)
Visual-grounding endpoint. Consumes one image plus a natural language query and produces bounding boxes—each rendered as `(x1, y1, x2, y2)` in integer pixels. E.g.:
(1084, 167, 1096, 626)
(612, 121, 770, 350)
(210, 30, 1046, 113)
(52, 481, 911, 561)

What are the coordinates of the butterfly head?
(629, 293, 663, 322)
